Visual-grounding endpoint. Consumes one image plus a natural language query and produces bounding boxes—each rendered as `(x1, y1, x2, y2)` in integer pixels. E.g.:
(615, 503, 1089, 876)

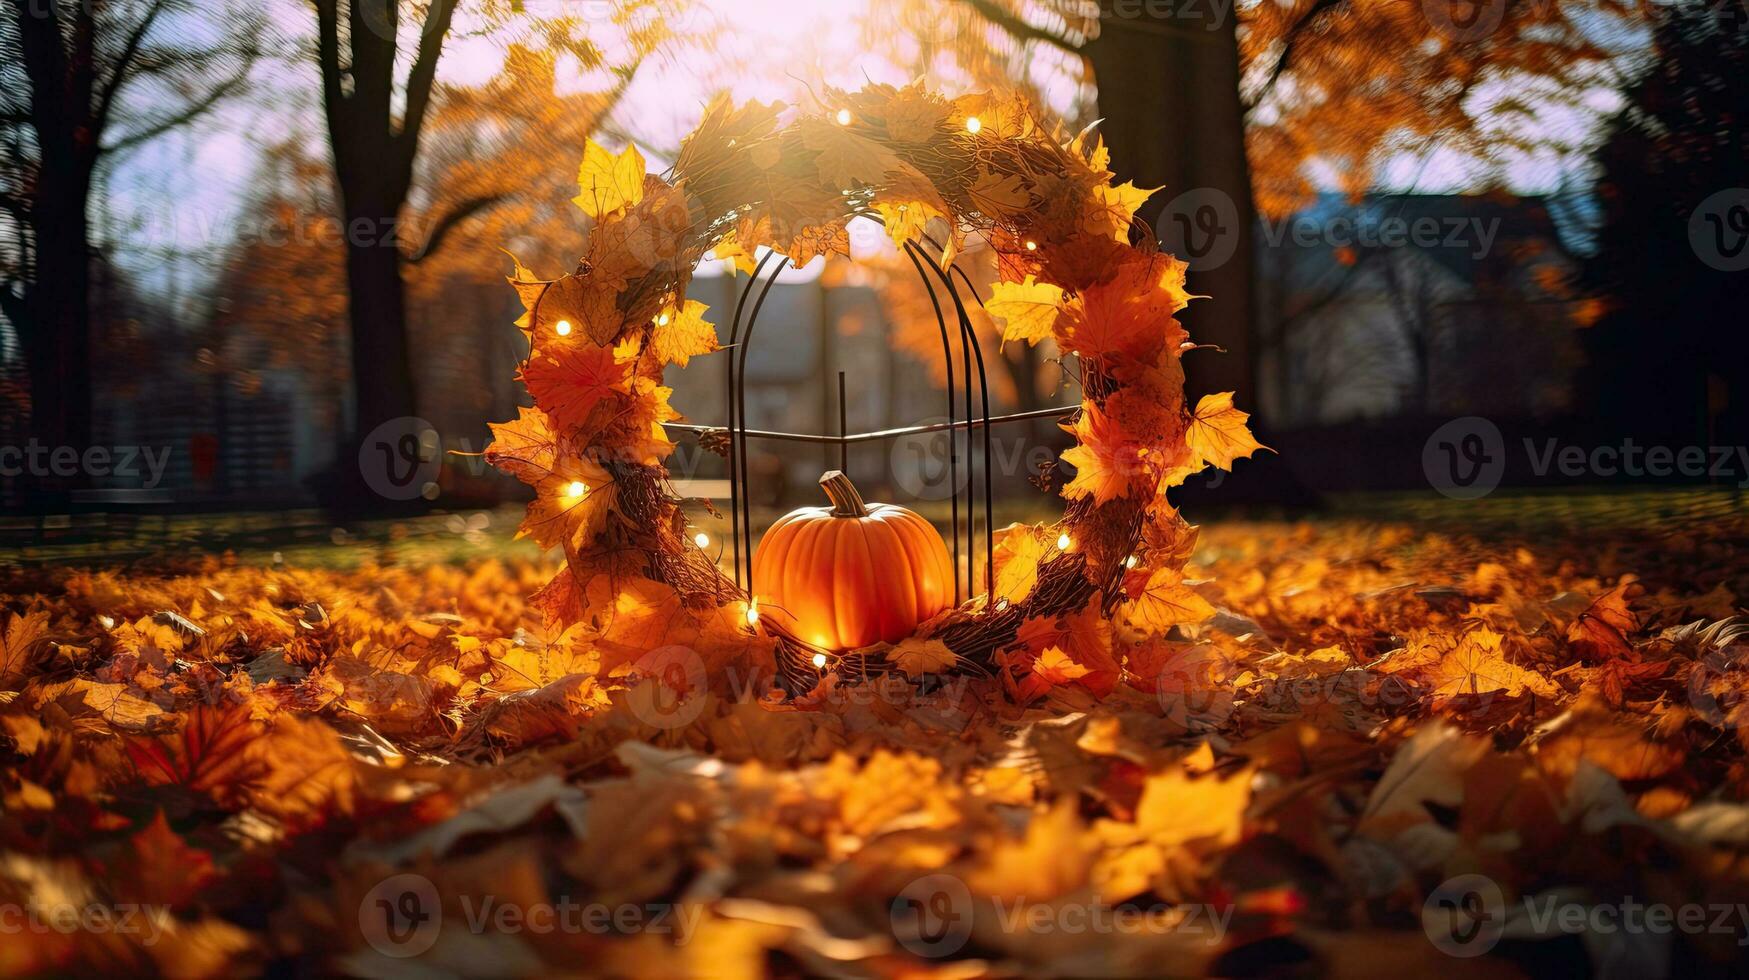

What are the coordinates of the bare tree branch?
(103, 62, 249, 152)
(397, 0, 462, 177)
(404, 193, 507, 264)
(1246, 0, 1343, 114)
(90, 0, 170, 138)
(956, 0, 1079, 54)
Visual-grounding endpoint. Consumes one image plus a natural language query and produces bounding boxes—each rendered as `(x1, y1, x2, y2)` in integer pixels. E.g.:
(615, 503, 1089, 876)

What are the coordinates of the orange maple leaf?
(521, 344, 632, 432)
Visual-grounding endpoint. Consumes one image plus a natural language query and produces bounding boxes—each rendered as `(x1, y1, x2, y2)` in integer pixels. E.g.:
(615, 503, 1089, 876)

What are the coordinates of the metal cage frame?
(661, 241, 1072, 608)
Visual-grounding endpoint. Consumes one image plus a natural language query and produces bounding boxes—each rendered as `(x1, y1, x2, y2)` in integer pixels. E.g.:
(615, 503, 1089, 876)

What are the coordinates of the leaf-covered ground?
(2, 495, 1748, 977)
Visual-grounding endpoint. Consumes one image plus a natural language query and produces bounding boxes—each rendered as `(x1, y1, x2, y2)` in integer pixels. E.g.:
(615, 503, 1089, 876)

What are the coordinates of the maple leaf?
(1059, 252, 1192, 359)
(114, 812, 218, 907)
(1186, 392, 1267, 471)
(989, 523, 1049, 604)
(647, 300, 719, 367)
(520, 459, 617, 551)
(800, 119, 902, 190)
(573, 138, 647, 219)
(0, 609, 51, 684)
(888, 637, 957, 677)
(485, 406, 557, 487)
(520, 344, 632, 432)
(1010, 597, 1119, 696)
(1059, 402, 1148, 505)
(523, 274, 624, 349)
(967, 168, 1031, 214)
(1086, 181, 1159, 241)
(1567, 582, 1640, 661)
(987, 275, 1064, 347)
(1121, 567, 1216, 635)
(1425, 628, 1561, 700)
(125, 702, 264, 802)
(882, 83, 949, 142)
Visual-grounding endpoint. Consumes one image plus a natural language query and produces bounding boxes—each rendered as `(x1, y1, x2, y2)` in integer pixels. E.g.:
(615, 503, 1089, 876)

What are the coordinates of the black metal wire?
(902, 242, 961, 605)
(947, 265, 999, 598)
(724, 250, 781, 590)
(736, 257, 788, 595)
(915, 250, 994, 602)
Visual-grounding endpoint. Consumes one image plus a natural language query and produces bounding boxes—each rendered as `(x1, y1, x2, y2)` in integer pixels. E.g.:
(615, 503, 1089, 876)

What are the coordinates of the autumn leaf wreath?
(486, 83, 1264, 697)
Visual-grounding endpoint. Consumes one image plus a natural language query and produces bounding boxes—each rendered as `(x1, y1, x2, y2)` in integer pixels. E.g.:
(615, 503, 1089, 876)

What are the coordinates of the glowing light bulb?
(835, 108, 852, 126)
(811, 653, 828, 669)
(565, 481, 586, 499)
(1024, 240, 1038, 251)
(656, 312, 671, 327)
(1125, 554, 1138, 569)
(554, 319, 573, 336)
(745, 601, 760, 626)
(965, 116, 982, 134)
(693, 532, 710, 548)
(1057, 533, 1073, 551)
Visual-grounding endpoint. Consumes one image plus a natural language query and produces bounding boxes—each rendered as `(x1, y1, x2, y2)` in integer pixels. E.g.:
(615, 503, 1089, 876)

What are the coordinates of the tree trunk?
(20, 141, 96, 501)
(1083, 4, 1256, 410)
(339, 199, 418, 444)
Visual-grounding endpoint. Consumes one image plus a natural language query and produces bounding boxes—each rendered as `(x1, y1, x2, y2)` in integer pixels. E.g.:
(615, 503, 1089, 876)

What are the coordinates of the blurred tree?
(0, 0, 259, 480)
(214, 43, 630, 481)
(941, 0, 1644, 414)
(304, 0, 662, 505)
(1581, 0, 1749, 449)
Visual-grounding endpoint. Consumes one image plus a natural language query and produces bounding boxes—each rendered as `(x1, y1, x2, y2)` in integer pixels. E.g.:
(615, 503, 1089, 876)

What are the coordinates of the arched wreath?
(486, 83, 1262, 695)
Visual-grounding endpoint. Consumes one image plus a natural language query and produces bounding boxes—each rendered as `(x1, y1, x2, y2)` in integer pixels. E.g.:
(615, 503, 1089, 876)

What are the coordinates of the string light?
(811, 652, 828, 669)
(1125, 554, 1139, 569)
(1024, 240, 1038, 251)
(693, 532, 710, 548)
(965, 116, 982, 134)
(564, 481, 586, 499)
(554, 319, 573, 336)
(656, 312, 672, 327)
(745, 600, 760, 626)
(1057, 533, 1073, 551)
(835, 108, 852, 126)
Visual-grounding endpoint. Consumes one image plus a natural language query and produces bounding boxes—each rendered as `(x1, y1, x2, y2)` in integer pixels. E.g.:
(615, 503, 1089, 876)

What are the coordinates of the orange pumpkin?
(752, 470, 954, 650)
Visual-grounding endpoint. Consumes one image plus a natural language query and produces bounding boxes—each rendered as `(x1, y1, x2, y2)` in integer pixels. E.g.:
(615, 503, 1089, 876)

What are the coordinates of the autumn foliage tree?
(214, 44, 633, 454)
(935, 0, 1646, 411)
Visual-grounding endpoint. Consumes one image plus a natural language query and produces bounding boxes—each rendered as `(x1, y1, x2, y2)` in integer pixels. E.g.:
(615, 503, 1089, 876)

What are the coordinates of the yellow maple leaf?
(648, 300, 719, 367)
(800, 120, 900, 191)
(989, 523, 1049, 604)
(1121, 567, 1216, 635)
(1087, 181, 1159, 241)
(888, 637, 957, 677)
(1186, 392, 1267, 471)
(573, 139, 647, 219)
(0, 610, 51, 684)
(1427, 628, 1561, 699)
(1034, 646, 1091, 685)
(987, 276, 1064, 347)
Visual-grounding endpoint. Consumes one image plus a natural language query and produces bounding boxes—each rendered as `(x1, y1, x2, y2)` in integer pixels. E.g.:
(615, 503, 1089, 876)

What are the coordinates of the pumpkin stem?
(819, 470, 869, 517)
